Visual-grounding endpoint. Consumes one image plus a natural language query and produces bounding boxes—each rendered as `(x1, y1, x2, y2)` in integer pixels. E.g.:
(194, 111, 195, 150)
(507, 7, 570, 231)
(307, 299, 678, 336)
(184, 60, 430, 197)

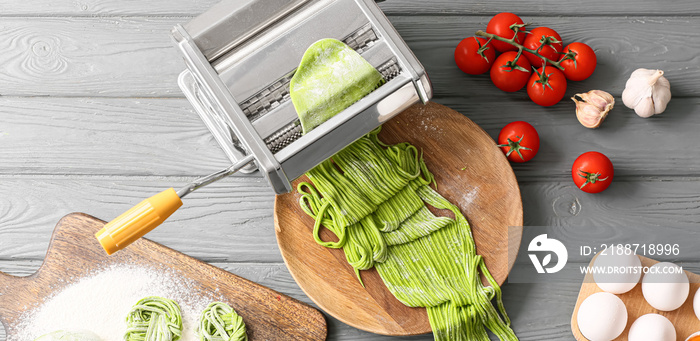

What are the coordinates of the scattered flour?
(461, 186, 480, 208)
(13, 264, 218, 341)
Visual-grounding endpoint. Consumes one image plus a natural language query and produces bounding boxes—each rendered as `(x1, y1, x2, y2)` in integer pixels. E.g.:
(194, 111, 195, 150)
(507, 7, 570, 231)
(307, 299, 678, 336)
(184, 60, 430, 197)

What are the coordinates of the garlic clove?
(573, 90, 615, 128)
(576, 103, 605, 128)
(653, 76, 671, 114)
(588, 90, 615, 110)
(622, 78, 652, 108)
(634, 96, 656, 118)
(655, 73, 671, 89)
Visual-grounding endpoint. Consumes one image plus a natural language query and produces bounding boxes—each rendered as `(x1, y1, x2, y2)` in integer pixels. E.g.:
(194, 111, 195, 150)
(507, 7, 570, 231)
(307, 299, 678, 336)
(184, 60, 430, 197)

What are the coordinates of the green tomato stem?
(475, 30, 566, 71)
(497, 135, 532, 162)
(578, 170, 608, 189)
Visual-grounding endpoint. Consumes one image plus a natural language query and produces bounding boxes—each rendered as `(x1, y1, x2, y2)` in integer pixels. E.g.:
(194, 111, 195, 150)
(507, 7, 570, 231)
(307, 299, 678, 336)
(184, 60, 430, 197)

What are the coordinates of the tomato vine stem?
(475, 30, 569, 71)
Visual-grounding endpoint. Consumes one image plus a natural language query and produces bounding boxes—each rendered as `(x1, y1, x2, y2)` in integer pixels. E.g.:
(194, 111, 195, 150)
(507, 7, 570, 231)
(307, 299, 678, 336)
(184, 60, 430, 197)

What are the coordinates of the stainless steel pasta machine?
(96, 0, 432, 254)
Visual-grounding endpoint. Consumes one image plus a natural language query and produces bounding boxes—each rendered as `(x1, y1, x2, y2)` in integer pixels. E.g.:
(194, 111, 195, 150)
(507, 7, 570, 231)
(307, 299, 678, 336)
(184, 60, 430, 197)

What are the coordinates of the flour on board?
(13, 264, 218, 341)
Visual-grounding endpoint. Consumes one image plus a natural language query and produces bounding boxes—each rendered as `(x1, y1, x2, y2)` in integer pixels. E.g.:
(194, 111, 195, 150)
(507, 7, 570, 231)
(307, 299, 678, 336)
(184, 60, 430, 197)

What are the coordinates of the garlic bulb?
(621, 68, 671, 118)
(572, 90, 615, 128)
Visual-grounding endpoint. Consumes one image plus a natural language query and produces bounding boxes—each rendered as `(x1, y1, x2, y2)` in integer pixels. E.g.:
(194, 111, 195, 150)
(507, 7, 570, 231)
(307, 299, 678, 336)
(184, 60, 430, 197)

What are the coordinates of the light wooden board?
(0, 17, 697, 97)
(0, 213, 326, 340)
(274, 103, 523, 335)
(572, 256, 700, 341)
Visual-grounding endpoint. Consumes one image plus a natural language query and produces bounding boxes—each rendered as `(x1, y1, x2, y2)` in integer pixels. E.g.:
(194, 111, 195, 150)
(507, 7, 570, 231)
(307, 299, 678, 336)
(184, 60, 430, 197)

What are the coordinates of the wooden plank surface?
(1, 0, 699, 16)
(3, 177, 700, 263)
(395, 16, 700, 98)
(0, 177, 277, 262)
(1, 97, 699, 178)
(1, 0, 699, 340)
(0, 97, 229, 176)
(0, 18, 183, 97)
(0, 17, 697, 97)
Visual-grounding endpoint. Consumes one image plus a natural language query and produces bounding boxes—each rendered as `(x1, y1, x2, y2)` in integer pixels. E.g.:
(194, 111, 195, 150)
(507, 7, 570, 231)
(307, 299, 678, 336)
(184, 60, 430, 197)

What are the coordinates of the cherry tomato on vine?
(522, 27, 563, 68)
(454, 37, 495, 75)
(559, 42, 597, 81)
(486, 12, 527, 53)
(490, 51, 531, 92)
(527, 65, 567, 106)
(497, 121, 540, 163)
(572, 151, 614, 193)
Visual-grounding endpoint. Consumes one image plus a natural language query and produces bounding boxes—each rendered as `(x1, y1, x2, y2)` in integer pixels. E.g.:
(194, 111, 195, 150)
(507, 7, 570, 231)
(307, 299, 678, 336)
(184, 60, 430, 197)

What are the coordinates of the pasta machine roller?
(96, 0, 432, 254)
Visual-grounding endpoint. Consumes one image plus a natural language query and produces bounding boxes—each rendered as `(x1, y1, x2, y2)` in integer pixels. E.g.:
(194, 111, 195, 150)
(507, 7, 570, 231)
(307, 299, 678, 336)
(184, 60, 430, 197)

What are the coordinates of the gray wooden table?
(1, 1, 699, 340)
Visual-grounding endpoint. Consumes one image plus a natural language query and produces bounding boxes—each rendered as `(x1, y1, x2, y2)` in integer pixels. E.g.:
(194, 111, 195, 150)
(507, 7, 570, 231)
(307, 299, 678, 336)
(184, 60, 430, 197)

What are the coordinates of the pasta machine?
(96, 0, 432, 254)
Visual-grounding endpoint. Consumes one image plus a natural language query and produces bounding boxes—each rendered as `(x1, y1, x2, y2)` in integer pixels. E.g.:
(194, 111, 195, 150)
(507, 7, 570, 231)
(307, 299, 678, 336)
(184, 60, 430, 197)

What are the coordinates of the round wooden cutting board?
(274, 102, 523, 336)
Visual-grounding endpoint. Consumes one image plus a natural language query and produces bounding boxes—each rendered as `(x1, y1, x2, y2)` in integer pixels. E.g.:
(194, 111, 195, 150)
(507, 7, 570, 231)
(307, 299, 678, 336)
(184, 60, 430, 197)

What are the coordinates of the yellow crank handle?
(95, 188, 183, 255)
(95, 155, 255, 255)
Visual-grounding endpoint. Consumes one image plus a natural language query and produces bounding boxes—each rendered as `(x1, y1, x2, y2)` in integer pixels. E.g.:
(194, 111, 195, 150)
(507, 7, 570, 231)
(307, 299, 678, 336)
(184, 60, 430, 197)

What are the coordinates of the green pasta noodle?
(381, 206, 452, 246)
(125, 296, 182, 341)
(372, 183, 425, 232)
(197, 302, 247, 341)
(298, 134, 518, 340)
(291, 38, 517, 340)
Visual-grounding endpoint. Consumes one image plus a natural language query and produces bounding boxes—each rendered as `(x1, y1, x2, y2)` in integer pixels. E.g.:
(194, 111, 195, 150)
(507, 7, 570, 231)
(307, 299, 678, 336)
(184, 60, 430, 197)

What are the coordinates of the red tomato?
(486, 12, 527, 52)
(497, 121, 540, 163)
(572, 151, 614, 193)
(490, 51, 531, 92)
(522, 27, 563, 68)
(527, 65, 567, 106)
(454, 37, 495, 75)
(559, 42, 597, 81)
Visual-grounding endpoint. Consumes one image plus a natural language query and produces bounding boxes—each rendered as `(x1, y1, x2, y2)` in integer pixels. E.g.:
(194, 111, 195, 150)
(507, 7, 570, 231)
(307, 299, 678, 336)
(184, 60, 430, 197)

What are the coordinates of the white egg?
(642, 262, 689, 311)
(592, 248, 642, 294)
(577, 292, 627, 341)
(628, 314, 675, 341)
(694, 287, 700, 321)
(685, 331, 700, 341)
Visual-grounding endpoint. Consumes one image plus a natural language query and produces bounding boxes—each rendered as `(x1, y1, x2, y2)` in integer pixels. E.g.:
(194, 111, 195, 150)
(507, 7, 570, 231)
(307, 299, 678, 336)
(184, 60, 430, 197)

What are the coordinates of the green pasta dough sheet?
(290, 38, 385, 134)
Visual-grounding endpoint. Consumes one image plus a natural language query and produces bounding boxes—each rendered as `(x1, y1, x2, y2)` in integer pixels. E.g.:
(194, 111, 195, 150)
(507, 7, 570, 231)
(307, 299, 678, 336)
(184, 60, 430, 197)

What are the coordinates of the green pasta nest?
(197, 302, 247, 341)
(124, 296, 183, 341)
